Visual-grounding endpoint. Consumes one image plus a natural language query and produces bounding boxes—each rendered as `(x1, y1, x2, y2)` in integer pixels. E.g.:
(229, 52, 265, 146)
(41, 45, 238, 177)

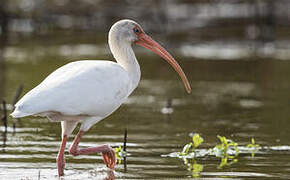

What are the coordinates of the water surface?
(1, 38, 290, 179)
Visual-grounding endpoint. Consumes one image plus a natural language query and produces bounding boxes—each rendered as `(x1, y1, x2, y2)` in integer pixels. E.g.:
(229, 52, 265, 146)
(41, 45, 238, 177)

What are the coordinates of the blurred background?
(0, 0, 290, 98)
(1, 0, 290, 179)
(1, 0, 290, 60)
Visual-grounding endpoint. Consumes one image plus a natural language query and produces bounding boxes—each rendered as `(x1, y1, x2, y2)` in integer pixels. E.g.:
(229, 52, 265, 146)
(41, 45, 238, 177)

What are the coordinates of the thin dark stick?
(12, 84, 23, 127)
(123, 128, 127, 172)
(123, 157, 127, 172)
(2, 100, 7, 134)
(166, 98, 172, 108)
(38, 170, 41, 180)
(2, 132, 7, 148)
(123, 128, 127, 152)
(1, 100, 7, 147)
(12, 84, 23, 106)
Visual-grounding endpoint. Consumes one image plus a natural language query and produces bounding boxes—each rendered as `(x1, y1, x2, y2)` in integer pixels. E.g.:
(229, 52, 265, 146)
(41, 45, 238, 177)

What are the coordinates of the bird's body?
(11, 19, 191, 177)
(12, 60, 133, 131)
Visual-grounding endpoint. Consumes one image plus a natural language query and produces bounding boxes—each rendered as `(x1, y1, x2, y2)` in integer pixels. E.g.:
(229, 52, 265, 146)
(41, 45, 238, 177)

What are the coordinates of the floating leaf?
(114, 145, 123, 164)
(192, 133, 204, 148)
(114, 145, 128, 164)
(251, 138, 255, 145)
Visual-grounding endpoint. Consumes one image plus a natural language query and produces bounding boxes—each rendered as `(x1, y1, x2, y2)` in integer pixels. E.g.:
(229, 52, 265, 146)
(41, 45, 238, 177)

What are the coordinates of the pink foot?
(69, 131, 117, 170)
(101, 145, 116, 169)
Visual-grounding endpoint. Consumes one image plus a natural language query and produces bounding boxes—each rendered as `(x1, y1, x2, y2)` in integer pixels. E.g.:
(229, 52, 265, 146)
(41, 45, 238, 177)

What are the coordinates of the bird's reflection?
(104, 170, 115, 180)
(86, 169, 115, 180)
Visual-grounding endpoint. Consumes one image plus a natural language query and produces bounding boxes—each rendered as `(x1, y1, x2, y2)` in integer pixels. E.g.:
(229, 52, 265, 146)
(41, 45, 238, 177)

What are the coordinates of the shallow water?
(1, 39, 290, 179)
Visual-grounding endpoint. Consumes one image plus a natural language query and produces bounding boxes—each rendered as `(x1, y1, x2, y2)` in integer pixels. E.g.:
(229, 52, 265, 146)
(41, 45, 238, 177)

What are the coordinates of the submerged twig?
(2, 100, 7, 134)
(1, 100, 7, 147)
(161, 98, 173, 115)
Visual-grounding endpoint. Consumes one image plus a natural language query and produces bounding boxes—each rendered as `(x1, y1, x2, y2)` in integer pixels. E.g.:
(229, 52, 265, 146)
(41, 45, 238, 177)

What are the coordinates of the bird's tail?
(10, 108, 32, 118)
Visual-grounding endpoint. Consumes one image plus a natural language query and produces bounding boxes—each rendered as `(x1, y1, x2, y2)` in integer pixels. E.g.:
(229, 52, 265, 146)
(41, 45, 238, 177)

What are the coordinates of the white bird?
(10, 19, 191, 176)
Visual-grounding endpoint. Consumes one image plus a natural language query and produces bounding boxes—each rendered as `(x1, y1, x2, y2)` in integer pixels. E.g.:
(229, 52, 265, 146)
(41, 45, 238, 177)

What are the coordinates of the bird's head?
(109, 19, 191, 94)
(109, 19, 142, 43)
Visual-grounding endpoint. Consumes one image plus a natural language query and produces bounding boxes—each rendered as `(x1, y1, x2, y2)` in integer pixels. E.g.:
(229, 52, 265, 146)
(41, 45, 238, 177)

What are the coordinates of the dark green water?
(1, 36, 290, 179)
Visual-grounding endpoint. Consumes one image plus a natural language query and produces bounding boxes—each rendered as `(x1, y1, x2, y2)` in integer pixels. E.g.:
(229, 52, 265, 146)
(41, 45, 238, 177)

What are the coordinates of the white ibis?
(10, 19, 191, 176)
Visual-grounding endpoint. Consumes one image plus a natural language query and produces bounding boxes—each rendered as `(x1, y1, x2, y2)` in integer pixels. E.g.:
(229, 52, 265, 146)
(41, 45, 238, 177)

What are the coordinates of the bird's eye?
(133, 27, 140, 34)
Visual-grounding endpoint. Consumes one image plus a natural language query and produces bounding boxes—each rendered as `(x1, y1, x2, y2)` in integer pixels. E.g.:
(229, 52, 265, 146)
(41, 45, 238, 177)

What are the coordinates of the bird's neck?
(109, 39, 141, 93)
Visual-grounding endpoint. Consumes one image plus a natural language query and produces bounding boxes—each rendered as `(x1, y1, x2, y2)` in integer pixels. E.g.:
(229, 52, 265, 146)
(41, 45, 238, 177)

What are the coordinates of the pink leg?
(68, 130, 116, 169)
(57, 135, 67, 176)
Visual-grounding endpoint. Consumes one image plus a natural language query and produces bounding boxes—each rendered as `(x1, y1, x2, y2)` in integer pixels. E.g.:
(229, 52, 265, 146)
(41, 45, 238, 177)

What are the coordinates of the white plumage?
(12, 61, 130, 117)
(11, 60, 132, 133)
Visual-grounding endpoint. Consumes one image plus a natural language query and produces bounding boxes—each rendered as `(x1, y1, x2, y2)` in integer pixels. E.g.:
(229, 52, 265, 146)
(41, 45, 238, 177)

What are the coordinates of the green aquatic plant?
(218, 156, 238, 169)
(180, 143, 192, 156)
(247, 138, 259, 149)
(191, 161, 203, 177)
(193, 133, 204, 148)
(173, 134, 263, 174)
(247, 138, 260, 157)
(183, 158, 204, 177)
(179, 133, 204, 156)
(212, 135, 239, 169)
(214, 135, 239, 157)
(178, 134, 204, 177)
(115, 145, 127, 164)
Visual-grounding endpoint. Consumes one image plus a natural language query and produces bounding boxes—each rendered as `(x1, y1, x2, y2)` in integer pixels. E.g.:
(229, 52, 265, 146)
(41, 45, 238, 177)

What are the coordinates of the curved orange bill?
(135, 33, 191, 94)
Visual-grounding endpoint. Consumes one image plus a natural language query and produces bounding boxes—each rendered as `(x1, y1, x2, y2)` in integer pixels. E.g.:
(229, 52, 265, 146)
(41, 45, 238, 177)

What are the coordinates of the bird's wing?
(12, 60, 131, 118)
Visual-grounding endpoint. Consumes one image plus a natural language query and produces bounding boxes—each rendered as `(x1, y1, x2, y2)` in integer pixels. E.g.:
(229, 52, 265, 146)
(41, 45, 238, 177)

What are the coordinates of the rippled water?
(1, 41, 290, 179)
